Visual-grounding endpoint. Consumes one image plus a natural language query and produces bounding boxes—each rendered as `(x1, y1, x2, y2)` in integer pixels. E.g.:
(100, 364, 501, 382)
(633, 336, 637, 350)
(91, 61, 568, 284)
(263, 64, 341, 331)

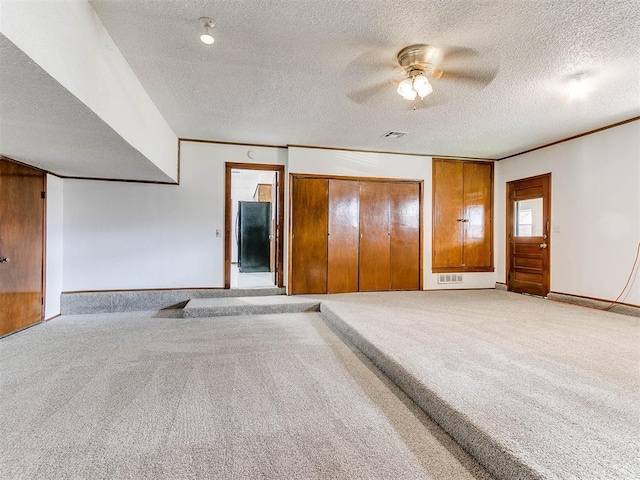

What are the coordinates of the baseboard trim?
(44, 313, 61, 322)
(547, 291, 639, 317)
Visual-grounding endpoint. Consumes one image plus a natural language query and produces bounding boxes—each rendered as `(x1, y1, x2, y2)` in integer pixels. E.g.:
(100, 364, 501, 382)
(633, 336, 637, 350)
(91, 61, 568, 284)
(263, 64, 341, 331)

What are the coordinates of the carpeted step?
(61, 287, 286, 314)
(182, 296, 320, 318)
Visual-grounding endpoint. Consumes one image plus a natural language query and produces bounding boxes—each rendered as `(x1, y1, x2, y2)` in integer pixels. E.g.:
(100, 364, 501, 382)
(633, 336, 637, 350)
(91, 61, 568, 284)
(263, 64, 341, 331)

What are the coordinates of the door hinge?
(41, 191, 46, 199)
(41, 297, 44, 305)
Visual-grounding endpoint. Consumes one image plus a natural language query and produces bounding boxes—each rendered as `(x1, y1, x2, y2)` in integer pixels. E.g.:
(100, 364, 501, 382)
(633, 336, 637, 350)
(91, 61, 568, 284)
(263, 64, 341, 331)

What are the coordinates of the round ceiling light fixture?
(199, 17, 215, 45)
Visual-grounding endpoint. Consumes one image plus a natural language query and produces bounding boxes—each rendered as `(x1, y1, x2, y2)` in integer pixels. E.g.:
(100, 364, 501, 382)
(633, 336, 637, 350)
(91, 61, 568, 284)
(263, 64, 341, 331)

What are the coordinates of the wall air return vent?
(438, 273, 463, 284)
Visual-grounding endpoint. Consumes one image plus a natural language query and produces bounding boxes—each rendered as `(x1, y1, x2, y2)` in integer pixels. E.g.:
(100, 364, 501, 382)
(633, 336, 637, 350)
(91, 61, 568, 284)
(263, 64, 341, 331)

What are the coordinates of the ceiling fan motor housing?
(397, 44, 441, 77)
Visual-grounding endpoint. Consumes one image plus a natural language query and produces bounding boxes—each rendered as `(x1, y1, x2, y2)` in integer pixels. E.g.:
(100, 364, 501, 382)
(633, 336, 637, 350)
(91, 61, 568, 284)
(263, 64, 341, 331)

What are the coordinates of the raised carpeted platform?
(183, 296, 320, 318)
(315, 290, 640, 480)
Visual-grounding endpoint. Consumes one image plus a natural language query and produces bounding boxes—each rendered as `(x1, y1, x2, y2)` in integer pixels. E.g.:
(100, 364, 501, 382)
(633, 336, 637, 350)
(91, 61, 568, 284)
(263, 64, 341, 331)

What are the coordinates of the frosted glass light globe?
(413, 75, 433, 99)
(397, 78, 416, 100)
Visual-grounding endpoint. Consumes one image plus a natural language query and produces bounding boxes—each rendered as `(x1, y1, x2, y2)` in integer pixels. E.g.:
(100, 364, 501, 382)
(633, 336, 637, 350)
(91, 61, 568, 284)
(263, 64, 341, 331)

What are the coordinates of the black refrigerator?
(237, 201, 271, 272)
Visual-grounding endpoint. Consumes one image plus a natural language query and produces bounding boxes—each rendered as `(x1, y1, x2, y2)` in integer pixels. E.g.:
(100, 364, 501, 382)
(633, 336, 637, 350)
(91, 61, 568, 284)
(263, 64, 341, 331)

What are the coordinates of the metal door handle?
(0, 257, 10, 263)
(540, 243, 547, 249)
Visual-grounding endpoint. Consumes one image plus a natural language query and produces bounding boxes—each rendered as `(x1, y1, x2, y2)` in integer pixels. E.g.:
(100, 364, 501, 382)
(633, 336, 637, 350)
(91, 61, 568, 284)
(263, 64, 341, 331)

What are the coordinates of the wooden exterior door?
(0, 158, 45, 337)
(359, 182, 391, 291)
(390, 182, 421, 290)
(327, 180, 359, 293)
(290, 177, 328, 294)
(506, 173, 551, 296)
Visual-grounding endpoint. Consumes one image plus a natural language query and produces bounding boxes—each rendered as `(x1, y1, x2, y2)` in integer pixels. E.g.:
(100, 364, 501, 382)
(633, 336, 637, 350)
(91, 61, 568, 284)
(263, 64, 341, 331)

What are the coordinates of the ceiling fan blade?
(439, 45, 480, 65)
(347, 48, 398, 71)
(347, 79, 396, 104)
(439, 67, 498, 88)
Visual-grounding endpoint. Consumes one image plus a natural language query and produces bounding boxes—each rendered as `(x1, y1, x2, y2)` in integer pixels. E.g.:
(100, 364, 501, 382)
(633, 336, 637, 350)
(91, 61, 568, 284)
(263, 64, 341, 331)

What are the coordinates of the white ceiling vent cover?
(438, 273, 463, 284)
(383, 131, 407, 138)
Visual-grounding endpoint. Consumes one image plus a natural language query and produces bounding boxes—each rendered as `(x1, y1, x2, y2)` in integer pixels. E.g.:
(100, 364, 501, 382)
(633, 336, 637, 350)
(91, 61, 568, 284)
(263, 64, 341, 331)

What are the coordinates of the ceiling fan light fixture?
(567, 73, 589, 99)
(413, 74, 433, 99)
(199, 17, 215, 45)
(397, 78, 416, 100)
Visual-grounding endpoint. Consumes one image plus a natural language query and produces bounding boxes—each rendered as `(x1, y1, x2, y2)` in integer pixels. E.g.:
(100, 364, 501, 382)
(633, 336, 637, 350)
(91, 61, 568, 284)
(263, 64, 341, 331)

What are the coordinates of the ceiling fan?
(347, 43, 498, 108)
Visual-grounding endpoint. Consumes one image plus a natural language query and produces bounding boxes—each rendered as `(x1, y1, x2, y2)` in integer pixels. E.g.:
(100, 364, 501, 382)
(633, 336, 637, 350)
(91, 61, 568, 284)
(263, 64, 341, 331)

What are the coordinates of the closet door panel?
(463, 163, 492, 268)
(390, 182, 420, 290)
(328, 180, 360, 293)
(290, 178, 328, 294)
(359, 182, 390, 291)
(433, 160, 464, 270)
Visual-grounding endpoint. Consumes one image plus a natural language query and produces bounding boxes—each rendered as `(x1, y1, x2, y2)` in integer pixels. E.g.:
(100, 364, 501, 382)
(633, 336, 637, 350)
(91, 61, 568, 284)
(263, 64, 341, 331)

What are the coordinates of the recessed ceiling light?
(199, 17, 215, 45)
(567, 73, 590, 100)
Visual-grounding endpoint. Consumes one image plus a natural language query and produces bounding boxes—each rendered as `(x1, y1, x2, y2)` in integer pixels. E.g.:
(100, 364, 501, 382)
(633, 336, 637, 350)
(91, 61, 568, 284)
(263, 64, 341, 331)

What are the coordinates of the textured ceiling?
(90, 0, 640, 159)
(0, 33, 174, 182)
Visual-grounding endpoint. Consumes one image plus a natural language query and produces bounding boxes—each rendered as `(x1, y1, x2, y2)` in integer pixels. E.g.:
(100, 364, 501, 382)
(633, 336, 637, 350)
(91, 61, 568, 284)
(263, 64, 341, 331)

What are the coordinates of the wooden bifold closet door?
(327, 180, 360, 293)
(290, 178, 328, 294)
(359, 182, 391, 291)
(290, 176, 421, 294)
(390, 182, 420, 290)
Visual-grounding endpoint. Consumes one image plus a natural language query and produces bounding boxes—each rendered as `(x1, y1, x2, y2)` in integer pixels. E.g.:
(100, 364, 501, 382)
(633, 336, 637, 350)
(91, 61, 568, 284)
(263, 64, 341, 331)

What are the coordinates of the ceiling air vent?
(438, 273, 463, 284)
(383, 131, 407, 138)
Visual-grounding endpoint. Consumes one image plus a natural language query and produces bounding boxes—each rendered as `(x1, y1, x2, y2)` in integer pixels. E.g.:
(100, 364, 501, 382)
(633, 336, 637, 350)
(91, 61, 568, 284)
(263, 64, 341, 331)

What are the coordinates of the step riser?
(183, 302, 320, 318)
(61, 287, 286, 315)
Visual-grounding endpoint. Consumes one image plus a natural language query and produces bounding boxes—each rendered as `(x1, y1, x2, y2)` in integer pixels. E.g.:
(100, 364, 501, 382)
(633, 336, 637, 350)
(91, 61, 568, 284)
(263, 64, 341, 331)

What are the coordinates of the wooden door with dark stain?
(0, 158, 45, 337)
(359, 181, 390, 291)
(507, 173, 551, 296)
(290, 177, 328, 294)
(432, 160, 464, 270)
(463, 162, 493, 269)
(328, 180, 360, 293)
(390, 182, 420, 290)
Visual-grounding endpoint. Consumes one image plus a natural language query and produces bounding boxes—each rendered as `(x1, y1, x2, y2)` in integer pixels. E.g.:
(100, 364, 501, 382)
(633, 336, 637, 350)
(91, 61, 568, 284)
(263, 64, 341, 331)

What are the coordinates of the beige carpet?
(314, 290, 640, 480)
(0, 310, 491, 479)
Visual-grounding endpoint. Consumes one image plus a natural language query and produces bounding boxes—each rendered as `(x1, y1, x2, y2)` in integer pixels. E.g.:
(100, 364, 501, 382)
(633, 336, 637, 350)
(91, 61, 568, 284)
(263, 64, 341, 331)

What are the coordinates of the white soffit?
(90, 0, 640, 159)
(0, 0, 178, 182)
(0, 33, 174, 182)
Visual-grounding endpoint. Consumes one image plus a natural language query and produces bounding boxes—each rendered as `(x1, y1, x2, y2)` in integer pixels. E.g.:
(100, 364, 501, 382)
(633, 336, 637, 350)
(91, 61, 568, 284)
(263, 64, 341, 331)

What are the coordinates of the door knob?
(540, 243, 547, 249)
(0, 257, 10, 263)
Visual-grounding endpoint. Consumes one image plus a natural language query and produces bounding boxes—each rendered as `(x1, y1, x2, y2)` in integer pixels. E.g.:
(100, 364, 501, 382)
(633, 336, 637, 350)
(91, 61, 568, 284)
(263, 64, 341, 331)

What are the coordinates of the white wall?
(62, 142, 286, 291)
(0, 0, 178, 181)
(495, 120, 640, 305)
(45, 175, 64, 318)
(62, 141, 497, 292)
(289, 147, 497, 290)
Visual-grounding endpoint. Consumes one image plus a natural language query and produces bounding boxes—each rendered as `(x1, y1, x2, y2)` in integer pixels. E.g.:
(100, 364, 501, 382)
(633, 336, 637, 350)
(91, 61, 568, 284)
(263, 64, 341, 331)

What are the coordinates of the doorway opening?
(225, 163, 284, 289)
(506, 173, 551, 297)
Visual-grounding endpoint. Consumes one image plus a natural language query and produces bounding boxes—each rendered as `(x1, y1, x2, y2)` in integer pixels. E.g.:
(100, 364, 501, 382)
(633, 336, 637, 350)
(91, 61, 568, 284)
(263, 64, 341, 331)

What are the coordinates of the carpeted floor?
(314, 290, 640, 480)
(0, 310, 492, 480)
